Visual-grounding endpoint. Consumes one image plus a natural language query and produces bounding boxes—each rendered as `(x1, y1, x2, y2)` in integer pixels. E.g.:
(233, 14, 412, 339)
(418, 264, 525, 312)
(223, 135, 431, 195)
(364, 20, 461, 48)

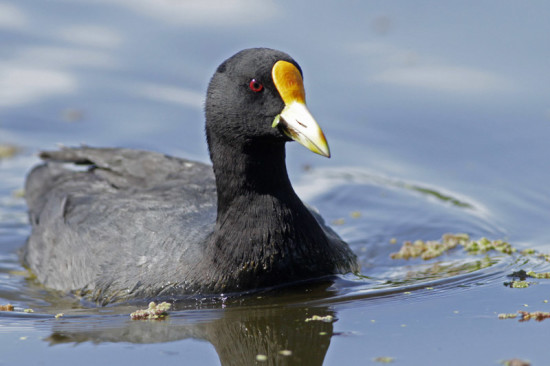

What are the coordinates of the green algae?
(390, 233, 522, 260)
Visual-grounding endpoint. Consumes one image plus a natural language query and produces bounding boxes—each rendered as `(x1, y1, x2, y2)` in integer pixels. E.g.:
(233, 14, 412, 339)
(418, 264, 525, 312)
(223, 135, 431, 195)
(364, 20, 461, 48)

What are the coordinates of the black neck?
(191, 135, 357, 294)
(210, 139, 297, 220)
(200, 137, 332, 290)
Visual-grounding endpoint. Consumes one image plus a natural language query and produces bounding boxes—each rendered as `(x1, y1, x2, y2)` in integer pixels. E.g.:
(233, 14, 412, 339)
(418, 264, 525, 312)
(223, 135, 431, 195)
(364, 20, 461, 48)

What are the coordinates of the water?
(1, 1, 550, 365)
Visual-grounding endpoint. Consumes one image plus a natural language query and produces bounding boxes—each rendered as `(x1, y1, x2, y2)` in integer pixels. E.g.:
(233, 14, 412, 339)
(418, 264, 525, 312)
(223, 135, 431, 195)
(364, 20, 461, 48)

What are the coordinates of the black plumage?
(21, 48, 358, 304)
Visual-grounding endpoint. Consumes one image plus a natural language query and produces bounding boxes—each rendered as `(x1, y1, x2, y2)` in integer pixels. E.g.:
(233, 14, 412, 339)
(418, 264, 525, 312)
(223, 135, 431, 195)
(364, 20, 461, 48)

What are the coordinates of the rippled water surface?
(1, 1, 550, 365)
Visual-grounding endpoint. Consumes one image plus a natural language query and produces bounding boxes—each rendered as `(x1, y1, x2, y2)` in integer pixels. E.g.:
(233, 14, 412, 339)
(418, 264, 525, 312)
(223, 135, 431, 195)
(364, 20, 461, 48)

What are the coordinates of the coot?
(22, 48, 358, 304)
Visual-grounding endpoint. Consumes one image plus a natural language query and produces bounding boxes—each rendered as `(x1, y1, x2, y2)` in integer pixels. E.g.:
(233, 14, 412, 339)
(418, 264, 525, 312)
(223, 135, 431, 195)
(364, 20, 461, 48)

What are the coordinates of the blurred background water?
(1, 1, 549, 365)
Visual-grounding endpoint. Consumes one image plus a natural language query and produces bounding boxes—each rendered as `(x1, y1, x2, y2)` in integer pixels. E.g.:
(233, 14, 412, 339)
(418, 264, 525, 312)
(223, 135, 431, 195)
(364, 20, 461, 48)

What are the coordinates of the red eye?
(249, 79, 263, 92)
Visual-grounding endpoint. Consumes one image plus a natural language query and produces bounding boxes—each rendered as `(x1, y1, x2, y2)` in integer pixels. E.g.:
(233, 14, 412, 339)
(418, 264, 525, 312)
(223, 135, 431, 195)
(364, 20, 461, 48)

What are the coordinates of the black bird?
(21, 48, 359, 304)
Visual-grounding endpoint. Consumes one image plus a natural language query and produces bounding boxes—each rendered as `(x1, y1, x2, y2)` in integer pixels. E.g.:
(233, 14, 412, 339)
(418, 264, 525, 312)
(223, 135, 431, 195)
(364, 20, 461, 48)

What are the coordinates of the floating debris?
(130, 301, 171, 320)
(350, 211, 361, 218)
(23, 308, 34, 313)
(499, 311, 550, 322)
(373, 356, 395, 363)
(61, 108, 84, 123)
(508, 270, 528, 280)
(507, 281, 530, 289)
(503, 270, 550, 288)
(0, 144, 19, 160)
(255, 354, 268, 362)
(331, 218, 345, 226)
(0, 304, 14, 311)
(527, 271, 550, 279)
(389, 238, 397, 245)
(501, 359, 531, 366)
(390, 233, 518, 260)
(518, 310, 550, 322)
(390, 233, 468, 260)
(305, 315, 334, 323)
(278, 350, 292, 356)
(55, 313, 64, 319)
(463, 237, 515, 255)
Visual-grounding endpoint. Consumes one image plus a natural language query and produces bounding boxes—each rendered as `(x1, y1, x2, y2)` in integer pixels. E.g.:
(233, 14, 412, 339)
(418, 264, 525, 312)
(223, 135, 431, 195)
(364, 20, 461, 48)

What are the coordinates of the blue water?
(1, 1, 550, 365)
